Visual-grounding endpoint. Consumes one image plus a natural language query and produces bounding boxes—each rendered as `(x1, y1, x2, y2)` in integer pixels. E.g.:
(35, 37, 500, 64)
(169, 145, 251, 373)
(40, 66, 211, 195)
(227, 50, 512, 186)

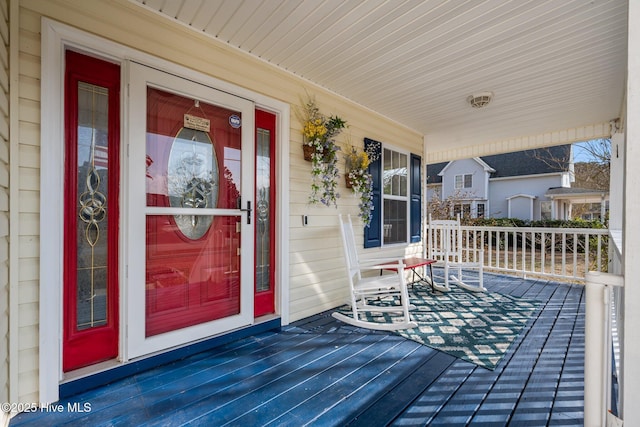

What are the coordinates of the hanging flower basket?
(303, 144, 315, 161)
(296, 95, 347, 207)
(344, 143, 380, 228)
(303, 143, 333, 162)
(345, 174, 354, 188)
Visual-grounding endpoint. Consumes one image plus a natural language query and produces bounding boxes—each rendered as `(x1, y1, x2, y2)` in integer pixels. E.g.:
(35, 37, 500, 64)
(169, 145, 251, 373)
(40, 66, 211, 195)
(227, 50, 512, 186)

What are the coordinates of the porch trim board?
(40, 18, 290, 405)
(425, 121, 613, 163)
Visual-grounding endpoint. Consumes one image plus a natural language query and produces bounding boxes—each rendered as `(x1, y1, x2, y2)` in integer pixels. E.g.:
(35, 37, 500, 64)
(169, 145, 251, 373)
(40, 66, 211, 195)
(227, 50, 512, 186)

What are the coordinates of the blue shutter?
(363, 138, 382, 248)
(410, 153, 422, 243)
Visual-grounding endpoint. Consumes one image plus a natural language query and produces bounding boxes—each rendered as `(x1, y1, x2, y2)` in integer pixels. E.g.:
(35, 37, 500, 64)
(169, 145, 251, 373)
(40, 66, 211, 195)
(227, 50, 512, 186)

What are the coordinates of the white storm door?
(127, 62, 255, 359)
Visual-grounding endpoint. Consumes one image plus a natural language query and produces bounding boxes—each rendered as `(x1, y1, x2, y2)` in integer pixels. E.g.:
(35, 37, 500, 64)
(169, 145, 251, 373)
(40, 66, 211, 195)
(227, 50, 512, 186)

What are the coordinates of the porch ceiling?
(133, 0, 628, 154)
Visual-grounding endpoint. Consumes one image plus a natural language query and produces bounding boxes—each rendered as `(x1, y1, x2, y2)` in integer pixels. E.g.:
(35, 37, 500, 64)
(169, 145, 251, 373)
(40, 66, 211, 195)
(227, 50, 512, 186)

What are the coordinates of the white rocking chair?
(427, 214, 486, 292)
(332, 215, 417, 331)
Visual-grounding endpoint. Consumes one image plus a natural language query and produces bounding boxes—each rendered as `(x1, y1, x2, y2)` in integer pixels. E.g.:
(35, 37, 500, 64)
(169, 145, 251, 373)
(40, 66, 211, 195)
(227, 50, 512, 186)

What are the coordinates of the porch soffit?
(132, 0, 627, 159)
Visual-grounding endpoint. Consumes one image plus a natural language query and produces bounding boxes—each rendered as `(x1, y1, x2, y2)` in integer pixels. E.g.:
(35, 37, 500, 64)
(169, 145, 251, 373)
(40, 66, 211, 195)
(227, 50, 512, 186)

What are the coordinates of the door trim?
(40, 19, 290, 404)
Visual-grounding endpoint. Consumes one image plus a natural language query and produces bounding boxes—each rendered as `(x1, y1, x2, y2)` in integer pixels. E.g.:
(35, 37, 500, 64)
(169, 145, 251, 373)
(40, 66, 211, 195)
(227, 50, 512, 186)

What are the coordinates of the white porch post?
(622, 0, 640, 423)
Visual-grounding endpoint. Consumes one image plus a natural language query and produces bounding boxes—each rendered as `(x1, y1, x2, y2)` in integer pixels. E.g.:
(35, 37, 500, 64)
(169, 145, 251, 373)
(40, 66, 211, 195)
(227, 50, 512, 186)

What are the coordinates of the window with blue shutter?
(363, 138, 421, 248)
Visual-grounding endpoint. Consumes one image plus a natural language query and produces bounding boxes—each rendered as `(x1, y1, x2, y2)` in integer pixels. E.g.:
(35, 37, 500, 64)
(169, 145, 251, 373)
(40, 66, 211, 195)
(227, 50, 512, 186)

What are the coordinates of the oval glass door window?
(168, 127, 219, 240)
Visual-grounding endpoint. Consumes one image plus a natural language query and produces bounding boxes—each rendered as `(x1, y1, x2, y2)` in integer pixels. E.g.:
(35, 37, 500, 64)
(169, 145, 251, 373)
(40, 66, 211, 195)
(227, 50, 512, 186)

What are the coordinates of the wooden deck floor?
(10, 273, 584, 426)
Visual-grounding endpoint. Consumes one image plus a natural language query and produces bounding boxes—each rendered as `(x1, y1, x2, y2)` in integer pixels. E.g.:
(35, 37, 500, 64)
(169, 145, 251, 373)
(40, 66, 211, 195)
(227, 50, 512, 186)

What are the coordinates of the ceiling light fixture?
(467, 91, 493, 108)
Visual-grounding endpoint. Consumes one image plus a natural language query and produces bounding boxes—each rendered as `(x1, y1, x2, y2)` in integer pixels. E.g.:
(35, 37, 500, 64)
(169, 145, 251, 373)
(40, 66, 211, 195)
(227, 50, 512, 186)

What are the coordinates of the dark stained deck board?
(345, 350, 457, 426)
(391, 277, 584, 426)
(10, 273, 585, 427)
(159, 335, 420, 426)
(86, 330, 389, 426)
(508, 285, 579, 426)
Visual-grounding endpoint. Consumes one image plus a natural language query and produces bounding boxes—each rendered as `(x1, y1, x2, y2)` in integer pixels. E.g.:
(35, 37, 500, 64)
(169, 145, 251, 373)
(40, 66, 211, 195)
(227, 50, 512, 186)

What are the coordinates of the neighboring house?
(1, 3, 638, 426)
(427, 145, 609, 221)
(545, 187, 610, 221)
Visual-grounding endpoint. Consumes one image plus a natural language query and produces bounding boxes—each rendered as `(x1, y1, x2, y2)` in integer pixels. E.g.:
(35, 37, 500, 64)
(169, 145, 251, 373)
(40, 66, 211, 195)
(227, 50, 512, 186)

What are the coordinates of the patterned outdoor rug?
(337, 283, 541, 370)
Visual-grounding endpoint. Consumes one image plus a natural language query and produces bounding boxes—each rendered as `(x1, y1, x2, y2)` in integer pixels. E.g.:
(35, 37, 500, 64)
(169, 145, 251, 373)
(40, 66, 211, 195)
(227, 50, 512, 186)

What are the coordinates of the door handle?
(240, 200, 252, 225)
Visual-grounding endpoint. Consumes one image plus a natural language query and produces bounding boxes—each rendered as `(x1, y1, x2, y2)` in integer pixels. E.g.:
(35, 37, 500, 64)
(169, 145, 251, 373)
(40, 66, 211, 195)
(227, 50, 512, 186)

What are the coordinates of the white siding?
(508, 196, 534, 221)
(15, 0, 424, 400)
(439, 158, 488, 201)
(489, 174, 564, 220)
(14, 4, 39, 404)
(426, 184, 441, 204)
(0, 0, 9, 407)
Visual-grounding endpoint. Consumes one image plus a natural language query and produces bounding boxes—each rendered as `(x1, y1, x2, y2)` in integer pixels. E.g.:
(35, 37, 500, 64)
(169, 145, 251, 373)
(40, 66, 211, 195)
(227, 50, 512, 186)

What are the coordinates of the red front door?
(254, 110, 276, 317)
(63, 51, 120, 371)
(144, 87, 243, 336)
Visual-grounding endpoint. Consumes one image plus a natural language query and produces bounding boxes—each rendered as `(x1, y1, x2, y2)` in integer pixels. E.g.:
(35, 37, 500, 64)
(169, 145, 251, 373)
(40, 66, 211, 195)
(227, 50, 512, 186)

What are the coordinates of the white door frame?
(40, 18, 290, 404)
(127, 62, 255, 358)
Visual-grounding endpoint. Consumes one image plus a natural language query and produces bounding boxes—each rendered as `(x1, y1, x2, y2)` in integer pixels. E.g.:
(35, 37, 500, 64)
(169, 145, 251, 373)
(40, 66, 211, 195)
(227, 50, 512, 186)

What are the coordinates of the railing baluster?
(480, 229, 485, 266)
(490, 229, 494, 270)
(585, 231, 590, 275)
(531, 231, 536, 274)
(573, 232, 578, 278)
(503, 230, 507, 269)
(521, 229, 526, 277)
(501, 230, 504, 269)
(552, 232, 555, 276)
(597, 235, 602, 271)
(496, 230, 500, 269)
(560, 230, 567, 277)
(512, 230, 516, 272)
(540, 232, 547, 273)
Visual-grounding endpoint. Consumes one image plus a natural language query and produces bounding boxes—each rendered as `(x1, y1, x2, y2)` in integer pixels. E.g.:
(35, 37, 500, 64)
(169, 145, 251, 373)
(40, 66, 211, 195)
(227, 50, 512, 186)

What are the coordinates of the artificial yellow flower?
(359, 152, 370, 169)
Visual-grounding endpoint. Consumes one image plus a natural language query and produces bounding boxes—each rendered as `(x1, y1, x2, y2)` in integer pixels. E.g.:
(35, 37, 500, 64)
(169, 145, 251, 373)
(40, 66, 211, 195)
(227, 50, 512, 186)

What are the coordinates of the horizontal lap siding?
(15, 4, 40, 404)
(0, 0, 8, 407)
(15, 0, 424, 399)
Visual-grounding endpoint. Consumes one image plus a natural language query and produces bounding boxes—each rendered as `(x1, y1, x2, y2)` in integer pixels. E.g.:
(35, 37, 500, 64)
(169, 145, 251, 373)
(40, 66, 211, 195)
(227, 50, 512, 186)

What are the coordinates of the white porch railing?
(452, 225, 610, 281)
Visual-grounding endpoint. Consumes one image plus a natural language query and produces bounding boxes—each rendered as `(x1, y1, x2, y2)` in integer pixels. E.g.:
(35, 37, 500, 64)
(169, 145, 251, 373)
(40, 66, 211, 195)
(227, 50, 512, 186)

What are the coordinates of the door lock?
(240, 200, 252, 225)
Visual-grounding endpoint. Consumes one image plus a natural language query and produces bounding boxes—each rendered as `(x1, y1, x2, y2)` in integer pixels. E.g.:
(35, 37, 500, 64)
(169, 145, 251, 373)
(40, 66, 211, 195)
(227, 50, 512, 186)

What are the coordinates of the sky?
(572, 139, 609, 163)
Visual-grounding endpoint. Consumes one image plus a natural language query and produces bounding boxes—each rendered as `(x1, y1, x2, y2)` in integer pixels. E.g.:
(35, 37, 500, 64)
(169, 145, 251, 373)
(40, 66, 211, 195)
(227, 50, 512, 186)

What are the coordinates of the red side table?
(385, 257, 437, 292)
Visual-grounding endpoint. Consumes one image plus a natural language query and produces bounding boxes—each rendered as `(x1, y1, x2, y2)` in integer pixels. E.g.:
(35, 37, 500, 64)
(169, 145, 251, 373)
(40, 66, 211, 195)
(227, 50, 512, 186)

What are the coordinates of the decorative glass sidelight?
(64, 50, 120, 372)
(76, 81, 109, 331)
(256, 128, 271, 293)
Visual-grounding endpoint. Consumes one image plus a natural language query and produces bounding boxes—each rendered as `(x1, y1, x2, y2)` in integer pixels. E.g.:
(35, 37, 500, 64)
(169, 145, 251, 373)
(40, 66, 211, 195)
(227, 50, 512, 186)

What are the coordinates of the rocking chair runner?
(427, 214, 486, 292)
(332, 215, 417, 331)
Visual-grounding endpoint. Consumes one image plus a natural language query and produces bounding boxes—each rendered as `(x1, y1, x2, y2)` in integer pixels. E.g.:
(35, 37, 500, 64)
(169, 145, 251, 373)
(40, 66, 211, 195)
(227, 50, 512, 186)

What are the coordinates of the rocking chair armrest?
(359, 256, 404, 265)
(358, 260, 406, 271)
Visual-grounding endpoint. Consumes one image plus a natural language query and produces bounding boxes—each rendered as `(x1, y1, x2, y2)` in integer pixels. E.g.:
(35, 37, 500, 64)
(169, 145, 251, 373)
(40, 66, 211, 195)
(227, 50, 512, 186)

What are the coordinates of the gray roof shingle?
(427, 145, 571, 184)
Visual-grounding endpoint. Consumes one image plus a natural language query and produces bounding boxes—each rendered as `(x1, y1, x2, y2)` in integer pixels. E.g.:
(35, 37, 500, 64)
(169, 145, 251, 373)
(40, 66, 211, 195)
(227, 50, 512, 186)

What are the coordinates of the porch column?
(623, 1, 640, 424)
